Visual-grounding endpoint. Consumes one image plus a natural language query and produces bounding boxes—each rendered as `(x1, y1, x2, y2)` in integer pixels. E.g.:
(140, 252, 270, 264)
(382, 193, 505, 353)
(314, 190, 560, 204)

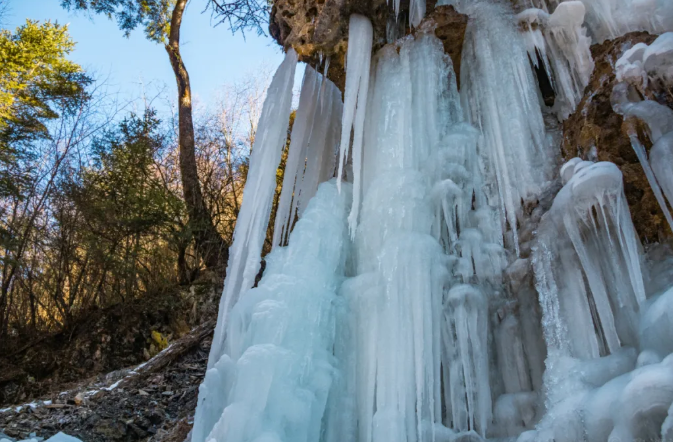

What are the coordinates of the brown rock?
(73, 392, 85, 406)
(562, 31, 673, 243)
(413, 5, 468, 87)
(270, 0, 467, 91)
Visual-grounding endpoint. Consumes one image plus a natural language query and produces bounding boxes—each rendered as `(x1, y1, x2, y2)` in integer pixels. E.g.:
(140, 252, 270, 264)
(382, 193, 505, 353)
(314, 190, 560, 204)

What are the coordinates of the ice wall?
(194, 3, 673, 442)
(192, 180, 352, 442)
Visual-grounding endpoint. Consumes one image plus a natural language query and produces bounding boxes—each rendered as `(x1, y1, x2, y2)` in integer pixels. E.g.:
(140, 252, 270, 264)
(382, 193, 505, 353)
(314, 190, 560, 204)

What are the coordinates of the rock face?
(270, 0, 467, 90)
(562, 32, 673, 243)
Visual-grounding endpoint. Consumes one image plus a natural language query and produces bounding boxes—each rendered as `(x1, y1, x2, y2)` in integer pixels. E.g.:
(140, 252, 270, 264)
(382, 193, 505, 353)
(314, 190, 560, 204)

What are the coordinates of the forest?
(0, 0, 280, 339)
(0, 1, 288, 437)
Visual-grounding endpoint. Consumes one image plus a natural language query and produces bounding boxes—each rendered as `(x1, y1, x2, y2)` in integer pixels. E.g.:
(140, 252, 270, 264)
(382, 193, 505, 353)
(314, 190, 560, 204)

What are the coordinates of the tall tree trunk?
(165, 0, 227, 269)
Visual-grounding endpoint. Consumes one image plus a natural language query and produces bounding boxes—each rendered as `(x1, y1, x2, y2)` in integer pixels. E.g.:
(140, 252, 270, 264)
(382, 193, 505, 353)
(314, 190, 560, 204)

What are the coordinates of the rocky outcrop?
(562, 32, 673, 243)
(270, 0, 468, 90)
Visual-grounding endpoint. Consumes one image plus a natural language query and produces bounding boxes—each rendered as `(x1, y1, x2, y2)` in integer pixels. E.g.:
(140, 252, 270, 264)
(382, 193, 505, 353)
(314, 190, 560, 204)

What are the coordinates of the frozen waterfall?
(193, 2, 673, 442)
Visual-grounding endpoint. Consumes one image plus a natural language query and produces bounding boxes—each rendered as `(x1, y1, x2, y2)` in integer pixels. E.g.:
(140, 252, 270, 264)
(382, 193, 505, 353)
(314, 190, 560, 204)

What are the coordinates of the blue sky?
(5, 0, 299, 109)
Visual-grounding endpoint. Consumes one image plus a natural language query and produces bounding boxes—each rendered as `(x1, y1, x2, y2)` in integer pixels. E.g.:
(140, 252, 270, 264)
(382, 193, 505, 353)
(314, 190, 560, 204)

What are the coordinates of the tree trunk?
(165, 0, 227, 269)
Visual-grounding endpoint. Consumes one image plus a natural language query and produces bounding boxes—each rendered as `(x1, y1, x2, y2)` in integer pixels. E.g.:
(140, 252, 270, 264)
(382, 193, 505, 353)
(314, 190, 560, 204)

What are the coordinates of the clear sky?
(4, 0, 297, 110)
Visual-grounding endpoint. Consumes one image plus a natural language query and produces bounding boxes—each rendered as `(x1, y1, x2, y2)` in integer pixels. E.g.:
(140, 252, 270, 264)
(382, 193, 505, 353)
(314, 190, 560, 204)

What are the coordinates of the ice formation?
(516, 1, 594, 119)
(531, 159, 673, 442)
(615, 33, 673, 90)
(194, 3, 673, 442)
(192, 180, 352, 442)
(273, 67, 343, 247)
(208, 49, 297, 369)
(510, 0, 673, 43)
(337, 14, 373, 237)
(459, 0, 551, 254)
(611, 44, 673, 233)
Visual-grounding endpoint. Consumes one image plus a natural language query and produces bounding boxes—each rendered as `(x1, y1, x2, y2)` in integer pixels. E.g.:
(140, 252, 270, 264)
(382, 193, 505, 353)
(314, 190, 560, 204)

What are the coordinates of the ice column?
(325, 32, 499, 442)
(273, 67, 343, 247)
(517, 2, 594, 120)
(534, 160, 646, 362)
(460, 0, 551, 254)
(208, 50, 297, 369)
(337, 14, 372, 237)
(191, 180, 352, 442)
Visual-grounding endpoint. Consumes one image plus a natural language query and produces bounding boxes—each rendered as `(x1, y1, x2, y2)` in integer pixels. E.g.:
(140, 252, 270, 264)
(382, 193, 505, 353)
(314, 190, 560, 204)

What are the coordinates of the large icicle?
(337, 14, 372, 237)
(272, 67, 320, 248)
(650, 132, 673, 230)
(611, 74, 673, 234)
(273, 67, 343, 248)
(325, 32, 501, 442)
(207, 49, 297, 371)
(535, 160, 645, 358)
(517, 2, 594, 120)
(533, 160, 647, 420)
(460, 0, 552, 254)
(293, 77, 341, 218)
(192, 181, 352, 442)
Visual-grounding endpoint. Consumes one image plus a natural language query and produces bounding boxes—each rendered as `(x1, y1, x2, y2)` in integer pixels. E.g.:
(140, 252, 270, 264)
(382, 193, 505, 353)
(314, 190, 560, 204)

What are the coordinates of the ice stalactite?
(511, 0, 673, 43)
(615, 33, 673, 91)
(577, 0, 673, 43)
(323, 31, 507, 442)
(207, 49, 297, 371)
(528, 159, 673, 442)
(191, 180, 352, 442)
(650, 132, 673, 226)
(459, 0, 551, 255)
(611, 43, 673, 234)
(337, 14, 372, 238)
(273, 66, 343, 248)
(534, 161, 645, 363)
(516, 1, 594, 120)
(272, 67, 319, 248)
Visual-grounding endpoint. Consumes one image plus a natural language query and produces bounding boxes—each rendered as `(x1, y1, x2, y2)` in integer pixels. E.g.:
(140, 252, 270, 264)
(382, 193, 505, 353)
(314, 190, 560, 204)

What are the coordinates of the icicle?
(533, 159, 647, 417)
(461, 0, 551, 254)
(611, 79, 673, 234)
(272, 67, 320, 248)
(628, 133, 673, 233)
(207, 49, 297, 371)
(443, 284, 491, 436)
(273, 68, 344, 248)
(294, 78, 340, 217)
(516, 2, 594, 120)
(337, 14, 373, 237)
(650, 132, 673, 231)
(409, 0, 426, 28)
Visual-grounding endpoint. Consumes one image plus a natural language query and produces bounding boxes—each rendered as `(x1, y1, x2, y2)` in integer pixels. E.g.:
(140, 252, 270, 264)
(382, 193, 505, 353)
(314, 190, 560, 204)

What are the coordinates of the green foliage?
(72, 110, 184, 238)
(60, 0, 173, 43)
(61, 0, 270, 41)
(0, 20, 90, 198)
